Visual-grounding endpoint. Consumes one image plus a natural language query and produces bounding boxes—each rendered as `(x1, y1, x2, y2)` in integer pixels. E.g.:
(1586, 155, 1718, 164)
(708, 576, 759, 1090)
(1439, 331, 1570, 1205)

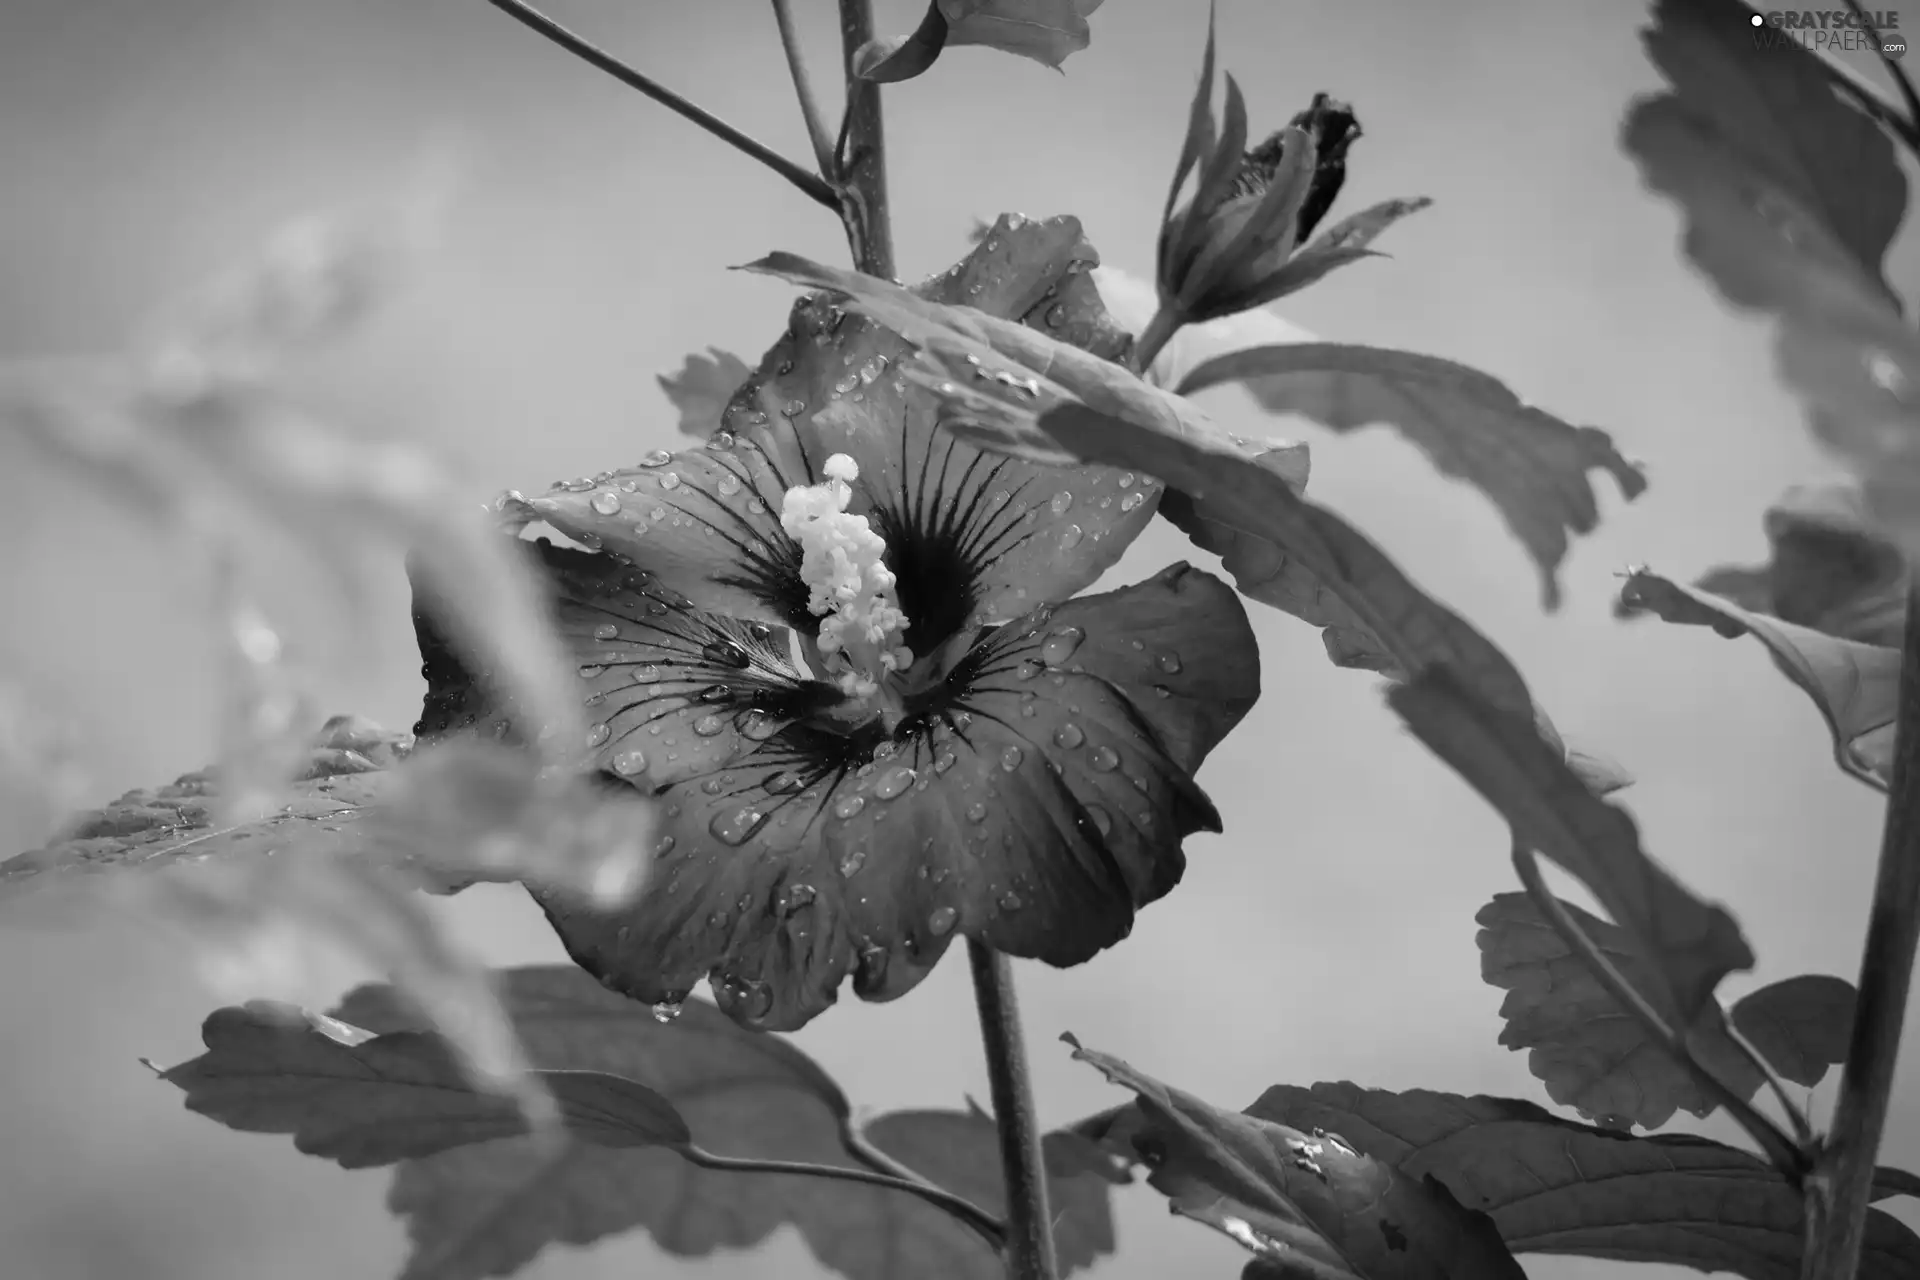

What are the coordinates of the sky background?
(2, 1, 1918, 1278)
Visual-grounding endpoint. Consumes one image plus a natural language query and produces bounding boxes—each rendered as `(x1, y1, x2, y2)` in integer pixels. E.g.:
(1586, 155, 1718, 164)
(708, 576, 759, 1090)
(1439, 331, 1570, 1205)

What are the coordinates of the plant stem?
(834, 0, 895, 278)
(967, 939, 1060, 1280)
(683, 1143, 1006, 1248)
(1130, 305, 1182, 379)
(1800, 576, 1920, 1280)
(1509, 844, 1808, 1179)
(770, 0, 837, 179)
(484, 0, 838, 211)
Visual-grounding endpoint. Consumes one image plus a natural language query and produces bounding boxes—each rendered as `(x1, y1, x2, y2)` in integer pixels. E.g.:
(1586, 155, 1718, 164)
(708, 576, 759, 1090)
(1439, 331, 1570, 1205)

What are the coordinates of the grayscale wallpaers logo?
(1750, 9, 1907, 57)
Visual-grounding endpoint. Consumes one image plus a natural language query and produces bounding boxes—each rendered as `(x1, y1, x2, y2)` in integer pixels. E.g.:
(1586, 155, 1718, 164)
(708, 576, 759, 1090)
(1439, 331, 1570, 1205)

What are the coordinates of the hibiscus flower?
(411, 215, 1259, 1031)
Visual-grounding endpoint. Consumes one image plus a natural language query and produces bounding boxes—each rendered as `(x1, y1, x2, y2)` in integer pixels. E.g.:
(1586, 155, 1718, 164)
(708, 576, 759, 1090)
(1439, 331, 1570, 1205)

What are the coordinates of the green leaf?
(854, 0, 1104, 82)
(1246, 1080, 1920, 1280)
(1177, 343, 1646, 609)
(1730, 974, 1857, 1088)
(1259, 196, 1434, 301)
(1393, 669, 1753, 1023)
(1064, 1035, 1526, 1278)
(1617, 568, 1899, 789)
(160, 1001, 690, 1167)
(657, 347, 751, 440)
(1622, 0, 1920, 558)
(1692, 481, 1908, 647)
(336, 965, 1117, 1280)
(1475, 892, 1764, 1128)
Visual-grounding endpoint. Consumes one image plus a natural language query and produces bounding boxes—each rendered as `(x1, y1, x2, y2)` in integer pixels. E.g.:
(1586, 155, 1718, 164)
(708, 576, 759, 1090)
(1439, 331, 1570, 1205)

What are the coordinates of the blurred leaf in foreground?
(657, 347, 751, 440)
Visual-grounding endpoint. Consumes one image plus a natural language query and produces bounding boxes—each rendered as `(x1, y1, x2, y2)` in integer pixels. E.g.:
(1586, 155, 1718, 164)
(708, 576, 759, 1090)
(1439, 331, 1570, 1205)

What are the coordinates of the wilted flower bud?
(1135, 13, 1428, 373)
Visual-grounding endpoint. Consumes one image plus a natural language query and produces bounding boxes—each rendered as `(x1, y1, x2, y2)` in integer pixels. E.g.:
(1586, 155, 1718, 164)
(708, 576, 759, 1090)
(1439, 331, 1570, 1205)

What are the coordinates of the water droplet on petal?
(1084, 803, 1113, 835)
(586, 723, 610, 747)
(1052, 723, 1085, 749)
(1120, 491, 1146, 512)
(635, 663, 661, 684)
(593, 622, 620, 641)
(779, 883, 816, 914)
(652, 997, 685, 1023)
(1040, 626, 1084, 666)
(1117, 471, 1137, 487)
(740, 710, 782, 741)
(1154, 684, 1172, 699)
(709, 806, 768, 845)
(700, 684, 733, 702)
(1156, 651, 1183, 674)
(966, 802, 989, 823)
(589, 489, 622, 515)
(1045, 302, 1068, 328)
(874, 766, 916, 800)
(653, 833, 676, 855)
(1000, 745, 1024, 772)
(839, 847, 868, 876)
(999, 890, 1024, 910)
(833, 793, 867, 819)
(933, 750, 956, 774)
(640, 450, 672, 467)
(1058, 524, 1083, 551)
(659, 471, 682, 491)
(702, 638, 751, 668)
(694, 714, 726, 737)
(1090, 745, 1120, 771)
(928, 905, 958, 936)
(783, 398, 806, 417)
(1050, 491, 1074, 515)
(612, 749, 648, 776)
(717, 473, 743, 497)
(578, 664, 606, 678)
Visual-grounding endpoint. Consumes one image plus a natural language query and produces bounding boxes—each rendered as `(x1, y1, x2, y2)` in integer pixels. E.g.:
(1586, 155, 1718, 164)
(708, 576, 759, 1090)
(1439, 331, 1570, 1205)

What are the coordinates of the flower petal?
(720, 214, 1160, 651)
(492, 438, 810, 632)
(530, 561, 1259, 1031)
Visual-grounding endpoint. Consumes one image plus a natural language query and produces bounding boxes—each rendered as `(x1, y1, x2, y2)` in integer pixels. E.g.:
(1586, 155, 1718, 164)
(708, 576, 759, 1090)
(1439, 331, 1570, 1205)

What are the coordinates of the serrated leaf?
(1246, 1081, 1920, 1280)
(1693, 481, 1908, 647)
(1617, 568, 1900, 789)
(335, 965, 1116, 1280)
(1622, 0, 1920, 557)
(856, 0, 1104, 82)
(1475, 892, 1764, 1127)
(657, 347, 752, 440)
(1177, 343, 1646, 609)
(1394, 669, 1753, 1023)
(1730, 974, 1857, 1088)
(161, 1001, 689, 1167)
(1065, 1035, 1526, 1278)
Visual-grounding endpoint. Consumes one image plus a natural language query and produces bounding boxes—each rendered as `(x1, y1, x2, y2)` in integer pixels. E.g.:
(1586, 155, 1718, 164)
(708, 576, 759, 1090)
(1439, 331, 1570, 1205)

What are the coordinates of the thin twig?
(682, 1142, 1007, 1247)
(770, 0, 838, 178)
(1799, 576, 1920, 1280)
(840, 1109, 1009, 1245)
(968, 939, 1060, 1280)
(1843, 0, 1920, 142)
(834, 0, 895, 278)
(484, 0, 839, 211)
(1508, 844, 1808, 1179)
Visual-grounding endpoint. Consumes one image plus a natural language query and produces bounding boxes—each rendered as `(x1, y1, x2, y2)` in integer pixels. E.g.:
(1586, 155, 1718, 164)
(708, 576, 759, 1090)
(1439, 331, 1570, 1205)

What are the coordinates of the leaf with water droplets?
(855, 0, 1105, 83)
(1475, 892, 1764, 1128)
(1240, 1080, 1920, 1279)
(1617, 568, 1899, 789)
(326, 965, 1120, 1280)
(1623, 0, 1920, 556)
(1064, 1035, 1526, 1278)
(1395, 668, 1754, 1027)
(1729, 974, 1857, 1089)
(1178, 343, 1645, 610)
(658, 347, 752, 440)
(160, 1000, 690, 1166)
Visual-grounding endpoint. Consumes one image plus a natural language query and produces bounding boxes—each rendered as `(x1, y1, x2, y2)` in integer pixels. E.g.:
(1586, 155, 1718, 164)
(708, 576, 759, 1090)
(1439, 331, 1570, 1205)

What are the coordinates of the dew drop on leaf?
(640, 450, 672, 467)
(612, 749, 648, 776)
(1053, 723, 1085, 749)
(1050, 491, 1074, 515)
(590, 490, 622, 515)
(1000, 745, 1024, 772)
(659, 471, 682, 491)
(966, 801, 989, 823)
(1089, 745, 1119, 771)
(1058, 524, 1084, 551)
(1156, 652, 1182, 674)
(839, 847, 868, 876)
